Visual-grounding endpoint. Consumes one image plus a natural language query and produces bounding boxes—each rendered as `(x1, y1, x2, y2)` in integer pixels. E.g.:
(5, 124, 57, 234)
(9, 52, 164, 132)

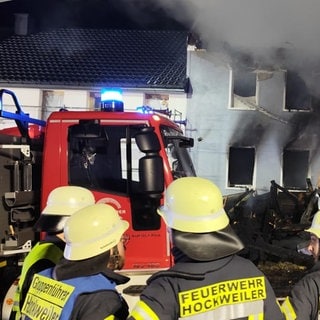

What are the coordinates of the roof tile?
(0, 28, 188, 90)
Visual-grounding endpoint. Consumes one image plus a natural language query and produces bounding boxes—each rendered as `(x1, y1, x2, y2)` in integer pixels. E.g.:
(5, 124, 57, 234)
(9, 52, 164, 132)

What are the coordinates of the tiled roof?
(0, 28, 188, 90)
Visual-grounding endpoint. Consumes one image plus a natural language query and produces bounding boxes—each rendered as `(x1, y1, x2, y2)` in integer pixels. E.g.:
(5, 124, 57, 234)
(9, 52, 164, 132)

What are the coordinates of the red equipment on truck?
(0, 89, 196, 318)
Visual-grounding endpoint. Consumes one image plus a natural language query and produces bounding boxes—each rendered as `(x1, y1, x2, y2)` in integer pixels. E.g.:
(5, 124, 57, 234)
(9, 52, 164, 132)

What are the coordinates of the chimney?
(14, 13, 29, 35)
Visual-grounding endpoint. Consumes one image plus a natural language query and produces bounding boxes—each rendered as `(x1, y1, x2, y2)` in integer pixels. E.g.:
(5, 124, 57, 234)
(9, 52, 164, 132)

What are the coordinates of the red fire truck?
(0, 88, 196, 318)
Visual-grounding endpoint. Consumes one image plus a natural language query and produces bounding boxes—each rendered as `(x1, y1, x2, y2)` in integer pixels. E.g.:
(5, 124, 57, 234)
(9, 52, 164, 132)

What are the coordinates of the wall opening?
(283, 149, 309, 189)
(234, 70, 256, 97)
(228, 147, 255, 187)
(285, 71, 312, 111)
(232, 69, 256, 109)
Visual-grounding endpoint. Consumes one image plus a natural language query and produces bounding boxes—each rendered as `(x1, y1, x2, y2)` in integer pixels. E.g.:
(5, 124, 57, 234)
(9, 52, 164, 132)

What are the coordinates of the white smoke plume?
(150, 0, 320, 58)
(134, 0, 320, 95)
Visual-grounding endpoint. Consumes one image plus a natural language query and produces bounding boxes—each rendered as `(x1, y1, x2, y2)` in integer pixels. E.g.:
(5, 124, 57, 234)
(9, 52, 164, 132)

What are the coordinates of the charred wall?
(186, 50, 320, 195)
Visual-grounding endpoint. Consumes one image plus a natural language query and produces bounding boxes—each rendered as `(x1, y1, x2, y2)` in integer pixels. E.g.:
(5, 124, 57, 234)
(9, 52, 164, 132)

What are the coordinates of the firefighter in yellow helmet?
(10, 186, 95, 320)
(281, 210, 320, 319)
(21, 203, 130, 320)
(128, 177, 284, 320)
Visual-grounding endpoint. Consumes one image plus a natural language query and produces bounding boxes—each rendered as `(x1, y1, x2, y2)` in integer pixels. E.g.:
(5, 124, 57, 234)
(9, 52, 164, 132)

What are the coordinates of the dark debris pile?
(224, 179, 319, 297)
(258, 261, 308, 297)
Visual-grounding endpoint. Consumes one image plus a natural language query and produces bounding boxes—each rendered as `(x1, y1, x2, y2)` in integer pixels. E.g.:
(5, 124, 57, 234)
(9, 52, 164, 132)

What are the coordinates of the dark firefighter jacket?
(22, 251, 130, 320)
(281, 261, 320, 320)
(128, 254, 284, 320)
(11, 235, 65, 320)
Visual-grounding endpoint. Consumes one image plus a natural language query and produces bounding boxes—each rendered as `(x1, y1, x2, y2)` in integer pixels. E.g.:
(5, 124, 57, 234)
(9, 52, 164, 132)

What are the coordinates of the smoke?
(148, 0, 320, 94)
(152, 0, 320, 57)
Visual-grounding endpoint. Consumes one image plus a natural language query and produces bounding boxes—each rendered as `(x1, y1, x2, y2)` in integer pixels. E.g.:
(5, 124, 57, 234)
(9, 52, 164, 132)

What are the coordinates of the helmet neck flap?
(172, 224, 244, 261)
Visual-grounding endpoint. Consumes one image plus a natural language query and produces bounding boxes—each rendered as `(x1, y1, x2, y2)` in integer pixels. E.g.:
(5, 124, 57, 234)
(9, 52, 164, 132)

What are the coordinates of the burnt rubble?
(224, 179, 317, 296)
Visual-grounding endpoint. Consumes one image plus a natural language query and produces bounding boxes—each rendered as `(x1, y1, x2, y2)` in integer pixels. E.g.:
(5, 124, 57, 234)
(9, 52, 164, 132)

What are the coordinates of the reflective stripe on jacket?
(281, 297, 297, 320)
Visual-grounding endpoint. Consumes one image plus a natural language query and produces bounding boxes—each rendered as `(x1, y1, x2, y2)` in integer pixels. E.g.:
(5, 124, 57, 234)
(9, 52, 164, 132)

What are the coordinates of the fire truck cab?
(43, 105, 196, 266)
(0, 89, 196, 317)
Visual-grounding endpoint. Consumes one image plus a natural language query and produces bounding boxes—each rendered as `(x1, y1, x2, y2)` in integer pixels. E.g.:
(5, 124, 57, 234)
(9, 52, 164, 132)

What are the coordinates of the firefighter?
(128, 177, 284, 320)
(281, 210, 320, 320)
(21, 203, 130, 320)
(10, 186, 95, 320)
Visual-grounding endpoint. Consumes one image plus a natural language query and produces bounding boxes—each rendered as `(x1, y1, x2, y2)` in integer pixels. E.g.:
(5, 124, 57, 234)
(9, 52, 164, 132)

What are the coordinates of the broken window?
(285, 71, 311, 111)
(228, 147, 255, 187)
(283, 149, 309, 189)
(231, 69, 257, 109)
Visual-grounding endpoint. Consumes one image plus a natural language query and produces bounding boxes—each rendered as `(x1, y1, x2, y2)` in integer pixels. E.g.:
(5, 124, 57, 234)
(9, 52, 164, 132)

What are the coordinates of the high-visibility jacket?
(11, 236, 65, 320)
(129, 254, 284, 320)
(22, 267, 119, 320)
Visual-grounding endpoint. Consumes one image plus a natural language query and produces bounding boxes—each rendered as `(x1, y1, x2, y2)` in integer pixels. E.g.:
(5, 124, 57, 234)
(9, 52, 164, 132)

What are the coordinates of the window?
(283, 150, 309, 189)
(120, 138, 144, 181)
(67, 121, 163, 231)
(234, 70, 256, 97)
(89, 92, 101, 110)
(232, 69, 256, 109)
(42, 90, 64, 119)
(228, 147, 255, 187)
(68, 123, 127, 193)
(161, 126, 196, 179)
(145, 93, 169, 111)
(285, 71, 311, 111)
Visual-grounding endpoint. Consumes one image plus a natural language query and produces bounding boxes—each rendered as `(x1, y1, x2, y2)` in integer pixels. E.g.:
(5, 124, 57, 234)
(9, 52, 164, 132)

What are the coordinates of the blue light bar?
(136, 106, 153, 114)
(100, 88, 124, 112)
(101, 89, 123, 102)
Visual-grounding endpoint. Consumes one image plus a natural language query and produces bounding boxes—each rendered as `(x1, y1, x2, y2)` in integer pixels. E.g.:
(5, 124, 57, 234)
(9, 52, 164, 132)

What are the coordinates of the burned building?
(186, 50, 320, 196)
(185, 49, 320, 295)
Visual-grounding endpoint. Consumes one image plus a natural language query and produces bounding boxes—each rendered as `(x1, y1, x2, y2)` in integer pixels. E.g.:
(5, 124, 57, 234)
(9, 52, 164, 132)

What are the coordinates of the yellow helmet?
(305, 210, 320, 238)
(33, 186, 95, 233)
(64, 203, 129, 260)
(157, 177, 229, 233)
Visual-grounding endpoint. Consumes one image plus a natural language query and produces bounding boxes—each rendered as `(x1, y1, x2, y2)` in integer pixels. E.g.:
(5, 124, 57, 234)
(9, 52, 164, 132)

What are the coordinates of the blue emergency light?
(101, 89, 124, 112)
(136, 106, 153, 114)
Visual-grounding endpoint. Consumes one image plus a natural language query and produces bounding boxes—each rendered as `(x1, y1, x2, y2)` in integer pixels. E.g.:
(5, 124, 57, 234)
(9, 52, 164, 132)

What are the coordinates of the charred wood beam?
(270, 180, 299, 203)
(300, 189, 319, 224)
(249, 239, 314, 268)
